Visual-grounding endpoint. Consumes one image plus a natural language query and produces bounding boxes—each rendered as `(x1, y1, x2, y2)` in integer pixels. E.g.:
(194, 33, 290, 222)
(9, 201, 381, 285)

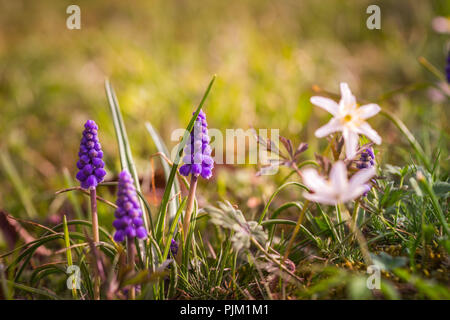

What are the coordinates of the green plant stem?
(380, 110, 431, 172)
(417, 175, 449, 237)
(177, 175, 198, 264)
(63, 215, 77, 299)
(250, 237, 303, 283)
(394, 175, 405, 227)
(90, 187, 100, 300)
(352, 200, 360, 231)
(182, 175, 198, 242)
(127, 241, 136, 300)
(282, 200, 309, 262)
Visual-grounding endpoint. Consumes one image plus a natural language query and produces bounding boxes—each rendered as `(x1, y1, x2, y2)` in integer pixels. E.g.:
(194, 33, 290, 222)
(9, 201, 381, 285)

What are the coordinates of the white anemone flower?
(302, 161, 375, 205)
(311, 82, 382, 159)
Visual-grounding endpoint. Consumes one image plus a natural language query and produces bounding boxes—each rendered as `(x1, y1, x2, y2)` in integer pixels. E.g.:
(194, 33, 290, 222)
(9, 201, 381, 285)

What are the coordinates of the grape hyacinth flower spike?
(113, 170, 148, 243)
(446, 50, 450, 83)
(179, 110, 214, 179)
(75, 119, 105, 300)
(76, 120, 106, 189)
(356, 146, 376, 196)
(179, 109, 214, 250)
(113, 170, 147, 299)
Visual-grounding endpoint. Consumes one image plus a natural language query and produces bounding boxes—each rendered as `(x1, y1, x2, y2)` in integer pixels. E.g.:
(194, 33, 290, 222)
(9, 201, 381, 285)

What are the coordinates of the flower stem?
(182, 175, 198, 242)
(251, 237, 303, 284)
(282, 200, 309, 262)
(127, 240, 136, 300)
(89, 187, 100, 300)
(176, 175, 198, 264)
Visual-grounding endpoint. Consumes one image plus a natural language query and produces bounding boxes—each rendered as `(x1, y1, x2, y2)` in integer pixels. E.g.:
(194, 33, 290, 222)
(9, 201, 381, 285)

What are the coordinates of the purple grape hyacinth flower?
(113, 170, 147, 242)
(179, 110, 214, 179)
(170, 239, 178, 257)
(76, 120, 107, 189)
(356, 146, 375, 196)
(446, 50, 450, 83)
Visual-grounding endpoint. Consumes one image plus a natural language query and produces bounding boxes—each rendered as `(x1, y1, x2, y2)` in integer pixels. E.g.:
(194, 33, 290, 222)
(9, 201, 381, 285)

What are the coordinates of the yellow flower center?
(343, 114, 352, 122)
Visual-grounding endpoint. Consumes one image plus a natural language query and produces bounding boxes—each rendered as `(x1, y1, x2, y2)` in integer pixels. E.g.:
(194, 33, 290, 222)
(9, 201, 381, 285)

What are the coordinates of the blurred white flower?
(432, 16, 450, 34)
(311, 83, 382, 159)
(301, 161, 375, 205)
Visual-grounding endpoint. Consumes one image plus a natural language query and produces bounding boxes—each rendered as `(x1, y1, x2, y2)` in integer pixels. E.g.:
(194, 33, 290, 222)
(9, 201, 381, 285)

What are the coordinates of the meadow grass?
(0, 0, 449, 300)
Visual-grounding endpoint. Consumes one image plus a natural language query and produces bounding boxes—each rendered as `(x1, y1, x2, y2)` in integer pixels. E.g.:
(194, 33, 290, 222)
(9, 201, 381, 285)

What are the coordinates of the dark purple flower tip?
(357, 146, 375, 197)
(112, 170, 147, 242)
(179, 164, 191, 176)
(114, 230, 125, 242)
(76, 120, 106, 189)
(169, 239, 178, 257)
(179, 109, 214, 179)
(356, 146, 375, 173)
(362, 184, 371, 197)
(136, 227, 147, 239)
(201, 167, 212, 179)
(446, 50, 450, 83)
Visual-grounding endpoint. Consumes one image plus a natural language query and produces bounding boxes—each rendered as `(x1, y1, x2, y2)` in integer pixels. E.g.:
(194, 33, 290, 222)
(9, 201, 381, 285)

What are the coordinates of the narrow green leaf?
(145, 122, 180, 222)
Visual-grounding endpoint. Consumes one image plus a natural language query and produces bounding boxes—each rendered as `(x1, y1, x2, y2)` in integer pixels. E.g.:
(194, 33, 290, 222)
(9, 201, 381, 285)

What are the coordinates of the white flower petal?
(349, 167, 375, 190)
(358, 103, 381, 119)
(303, 192, 338, 206)
(310, 96, 339, 116)
(340, 82, 356, 110)
(340, 185, 368, 203)
(330, 161, 348, 190)
(301, 169, 330, 192)
(315, 118, 342, 138)
(342, 129, 359, 159)
(357, 122, 382, 145)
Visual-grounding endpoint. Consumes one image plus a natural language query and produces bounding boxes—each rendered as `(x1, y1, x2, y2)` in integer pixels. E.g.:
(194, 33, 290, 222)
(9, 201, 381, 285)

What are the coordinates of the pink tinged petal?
(315, 118, 342, 138)
(301, 169, 330, 193)
(342, 129, 359, 159)
(349, 167, 376, 190)
(358, 103, 381, 119)
(310, 96, 339, 116)
(357, 122, 382, 145)
(303, 192, 339, 206)
(340, 83, 356, 110)
(330, 161, 348, 190)
(342, 184, 373, 203)
(340, 185, 368, 203)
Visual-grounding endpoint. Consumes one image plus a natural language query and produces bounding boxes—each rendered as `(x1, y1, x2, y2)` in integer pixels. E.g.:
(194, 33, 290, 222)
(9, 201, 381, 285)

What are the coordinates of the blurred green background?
(0, 0, 448, 229)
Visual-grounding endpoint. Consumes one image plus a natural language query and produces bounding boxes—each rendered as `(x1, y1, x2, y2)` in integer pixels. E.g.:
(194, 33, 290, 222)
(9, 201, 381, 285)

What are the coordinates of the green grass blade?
(145, 122, 180, 221)
(258, 182, 308, 224)
(380, 110, 431, 172)
(63, 215, 77, 298)
(7, 280, 60, 300)
(0, 150, 38, 218)
(105, 79, 150, 232)
(63, 168, 84, 220)
(162, 198, 186, 260)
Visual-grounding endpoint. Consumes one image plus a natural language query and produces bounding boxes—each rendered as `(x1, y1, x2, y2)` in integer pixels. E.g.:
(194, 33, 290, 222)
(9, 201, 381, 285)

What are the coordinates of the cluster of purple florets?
(357, 146, 375, 196)
(112, 170, 147, 242)
(76, 120, 107, 189)
(356, 147, 375, 169)
(179, 110, 214, 179)
(170, 239, 178, 257)
(446, 50, 450, 83)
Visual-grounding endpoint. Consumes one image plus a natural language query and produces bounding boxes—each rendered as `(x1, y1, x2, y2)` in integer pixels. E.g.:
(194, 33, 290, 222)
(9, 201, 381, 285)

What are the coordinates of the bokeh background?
(0, 0, 449, 242)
